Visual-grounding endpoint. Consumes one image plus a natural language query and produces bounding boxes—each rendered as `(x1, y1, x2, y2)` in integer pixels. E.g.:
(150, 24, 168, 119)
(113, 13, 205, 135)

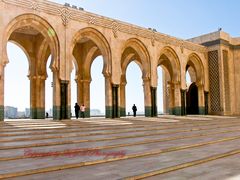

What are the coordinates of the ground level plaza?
(1, 116, 240, 179)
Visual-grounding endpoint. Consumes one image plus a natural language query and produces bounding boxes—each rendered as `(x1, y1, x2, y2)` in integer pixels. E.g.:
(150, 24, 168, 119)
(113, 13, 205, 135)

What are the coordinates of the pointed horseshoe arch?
(121, 38, 151, 79)
(158, 46, 181, 82)
(70, 27, 112, 80)
(186, 53, 205, 84)
(2, 14, 60, 72)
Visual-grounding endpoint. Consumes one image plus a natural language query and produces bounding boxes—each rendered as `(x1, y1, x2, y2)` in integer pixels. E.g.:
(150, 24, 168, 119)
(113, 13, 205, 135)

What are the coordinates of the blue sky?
(49, 0, 240, 38)
(5, 0, 240, 114)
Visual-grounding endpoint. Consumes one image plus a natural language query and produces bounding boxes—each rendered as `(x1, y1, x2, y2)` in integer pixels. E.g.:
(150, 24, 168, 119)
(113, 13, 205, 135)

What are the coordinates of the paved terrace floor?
(1, 115, 240, 180)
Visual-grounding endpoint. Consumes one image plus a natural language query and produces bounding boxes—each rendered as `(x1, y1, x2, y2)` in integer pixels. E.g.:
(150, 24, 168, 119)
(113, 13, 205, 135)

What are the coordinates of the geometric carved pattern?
(58, 8, 72, 26)
(223, 50, 230, 112)
(111, 21, 119, 38)
(208, 51, 221, 112)
(2, 0, 207, 53)
(30, 2, 39, 10)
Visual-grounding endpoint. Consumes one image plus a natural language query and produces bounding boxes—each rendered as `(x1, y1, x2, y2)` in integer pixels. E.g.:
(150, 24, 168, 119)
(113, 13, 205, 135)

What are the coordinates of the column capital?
(28, 75, 47, 80)
(167, 81, 180, 89)
(82, 79, 91, 83)
(151, 86, 157, 90)
(142, 76, 150, 83)
(103, 72, 111, 79)
(120, 82, 127, 86)
(76, 78, 91, 84)
(112, 84, 119, 88)
(196, 81, 204, 88)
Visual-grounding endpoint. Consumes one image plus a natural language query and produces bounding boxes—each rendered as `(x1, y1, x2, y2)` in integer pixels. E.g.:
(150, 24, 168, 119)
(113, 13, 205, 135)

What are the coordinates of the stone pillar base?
(53, 106, 61, 120)
(80, 108, 90, 118)
(199, 106, 205, 115)
(106, 106, 112, 118)
(145, 106, 152, 117)
(30, 108, 45, 119)
(0, 106, 4, 121)
(169, 106, 182, 116)
(120, 107, 126, 117)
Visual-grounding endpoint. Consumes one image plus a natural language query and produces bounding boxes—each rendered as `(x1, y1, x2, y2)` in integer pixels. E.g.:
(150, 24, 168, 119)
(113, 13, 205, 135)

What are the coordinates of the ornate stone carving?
(180, 41, 184, 53)
(151, 32, 155, 47)
(58, 7, 71, 26)
(89, 16, 96, 24)
(31, 2, 39, 10)
(2, 0, 207, 53)
(111, 21, 119, 38)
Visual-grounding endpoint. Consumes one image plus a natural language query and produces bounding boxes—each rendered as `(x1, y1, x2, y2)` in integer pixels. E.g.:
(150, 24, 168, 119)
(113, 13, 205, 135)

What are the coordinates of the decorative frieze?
(2, 0, 207, 53)
(30, 2, 39, 10)
(111, 21, 119, 38)
(58, 7, 71, 26)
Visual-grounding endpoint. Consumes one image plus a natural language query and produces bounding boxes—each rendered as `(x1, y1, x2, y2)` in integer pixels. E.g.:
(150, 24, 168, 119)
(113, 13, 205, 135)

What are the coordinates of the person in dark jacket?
(132, 104, 137, 117)
(74, 103, 80, 119)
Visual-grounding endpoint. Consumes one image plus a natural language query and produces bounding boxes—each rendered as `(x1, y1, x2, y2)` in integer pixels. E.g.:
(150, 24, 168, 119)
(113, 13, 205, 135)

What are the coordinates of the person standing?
(132, 104, 137, 117)
(80, 104, 86, 118)
(74, 103, 80, 119)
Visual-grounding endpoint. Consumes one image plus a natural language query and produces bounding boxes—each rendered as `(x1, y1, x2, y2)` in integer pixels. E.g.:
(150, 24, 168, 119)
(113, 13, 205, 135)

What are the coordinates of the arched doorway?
(186, 83, 199, 114)
(125, 62, 144, 116)
(71, 28, 111, 118)
(2, 14, 60, 120)
(157, 47, 181, 115)
(185, 53, 205, 115)
(120, 38, 151, 117)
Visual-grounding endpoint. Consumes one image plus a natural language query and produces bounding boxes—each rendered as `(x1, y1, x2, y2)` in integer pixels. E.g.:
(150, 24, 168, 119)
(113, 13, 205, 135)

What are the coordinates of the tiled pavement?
(0, 116, 240, 180)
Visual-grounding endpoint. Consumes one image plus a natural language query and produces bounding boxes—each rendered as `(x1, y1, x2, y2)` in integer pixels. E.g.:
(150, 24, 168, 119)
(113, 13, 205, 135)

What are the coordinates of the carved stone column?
(105, 74, 112, 118)
(197, 82, 205, 115)
(204, 91, 209, 115)
(60, 80, 70, 119)
(173, 81, 181, 115)
(168, 82, 174, 115)
(76, 78, 83, 107)
(29, 75, 46, 119)
(120, 81, 126, 117)
(167, 81, 182, 116)
(53, 71, 61, 120)
(143, 78, 151, 117)
(112, 84, 119, 118)
(0, 67, 4, 121)
(82, 80, 90, 118)
(76, 78, 91, 118)
(151, 87, 157, 117)
(181, 89, 187, 116)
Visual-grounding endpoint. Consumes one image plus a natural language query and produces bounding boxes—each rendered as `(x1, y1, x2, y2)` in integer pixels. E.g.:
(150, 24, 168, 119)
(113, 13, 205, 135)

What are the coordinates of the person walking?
(80, 104, 86, 118)
(74, 103, 80, 119)
(132, 104, 137, 117)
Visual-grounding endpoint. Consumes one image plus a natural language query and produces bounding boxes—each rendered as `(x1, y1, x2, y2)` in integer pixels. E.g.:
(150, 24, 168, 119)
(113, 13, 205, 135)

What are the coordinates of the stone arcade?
(0, 0, 239, 120)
